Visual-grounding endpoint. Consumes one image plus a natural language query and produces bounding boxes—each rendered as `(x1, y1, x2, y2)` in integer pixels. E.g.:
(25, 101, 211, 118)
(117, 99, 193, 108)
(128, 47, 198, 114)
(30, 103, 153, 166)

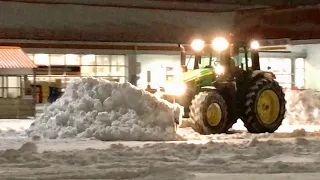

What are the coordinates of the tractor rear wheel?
(189, 91, 230, 134)
(243, 77, 286, 133)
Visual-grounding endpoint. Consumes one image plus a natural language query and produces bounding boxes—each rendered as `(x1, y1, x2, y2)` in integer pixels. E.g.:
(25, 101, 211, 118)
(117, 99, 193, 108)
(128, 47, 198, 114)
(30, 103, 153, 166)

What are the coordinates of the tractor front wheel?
(243, 77, 286, 133)
(189, 91, 230, 134)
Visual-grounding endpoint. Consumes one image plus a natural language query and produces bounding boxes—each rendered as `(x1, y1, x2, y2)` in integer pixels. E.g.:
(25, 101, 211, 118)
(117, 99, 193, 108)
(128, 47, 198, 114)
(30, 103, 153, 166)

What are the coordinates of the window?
(81, 66, 96, 76)
(0, 76, 3, 97)
(96, 55, 126, 78)
(259, 58, 269, 70)
(257, 57, 292, 87)
(295, 58, 305, 88)
(50, 54, 65, 65)
(96, 55, 110, 65)
(8, 76, 19, 87)
(241, 58, 252, 69)
(1, 76, 7, 98)
(267, 58, 291, 74)
(111, 66, 125, 76)
(25, 53, 127, 95)
(96, 66, 110, 76)
(81, 54, 96, 65)
(34, 54, 49, 65)
(65, 54, 81, 65)
(7, 76, 21, 98)
(110, 55, 125, 65)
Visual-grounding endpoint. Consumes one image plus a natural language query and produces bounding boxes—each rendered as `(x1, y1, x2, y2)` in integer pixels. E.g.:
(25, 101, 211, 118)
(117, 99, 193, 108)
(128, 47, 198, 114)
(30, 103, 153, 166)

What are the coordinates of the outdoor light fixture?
(191, 39, 205, 52)
(212, 37, 229, 52)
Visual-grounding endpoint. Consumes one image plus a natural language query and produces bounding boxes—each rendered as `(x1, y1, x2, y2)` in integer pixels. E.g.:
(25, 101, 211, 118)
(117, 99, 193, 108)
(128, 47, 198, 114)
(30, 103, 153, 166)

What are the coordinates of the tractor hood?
(179, 68, 214, 82)
(163, 68, 214, 96)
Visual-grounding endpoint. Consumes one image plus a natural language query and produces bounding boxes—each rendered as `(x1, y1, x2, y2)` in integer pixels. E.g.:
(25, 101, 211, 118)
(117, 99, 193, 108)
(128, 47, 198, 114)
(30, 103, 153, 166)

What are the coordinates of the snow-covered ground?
(1, 78, 320, 179)
(1, 124, 320, 179)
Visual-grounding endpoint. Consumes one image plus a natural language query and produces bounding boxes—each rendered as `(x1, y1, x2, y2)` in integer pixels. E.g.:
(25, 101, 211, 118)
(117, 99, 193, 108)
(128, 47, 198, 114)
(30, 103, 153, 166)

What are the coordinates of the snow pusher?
(158, 37, 286, 134)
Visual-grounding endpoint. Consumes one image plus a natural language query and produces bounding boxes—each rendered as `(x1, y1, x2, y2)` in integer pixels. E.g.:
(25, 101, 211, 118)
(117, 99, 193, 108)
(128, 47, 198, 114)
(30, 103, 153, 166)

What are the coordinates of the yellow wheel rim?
(256, 90, 280, 124)
(206, 103, 222, 126)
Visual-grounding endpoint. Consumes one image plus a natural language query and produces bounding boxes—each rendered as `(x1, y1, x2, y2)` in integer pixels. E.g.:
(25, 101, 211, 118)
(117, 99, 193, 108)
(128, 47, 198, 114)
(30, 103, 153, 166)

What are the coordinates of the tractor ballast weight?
(162, 37, 286, 134)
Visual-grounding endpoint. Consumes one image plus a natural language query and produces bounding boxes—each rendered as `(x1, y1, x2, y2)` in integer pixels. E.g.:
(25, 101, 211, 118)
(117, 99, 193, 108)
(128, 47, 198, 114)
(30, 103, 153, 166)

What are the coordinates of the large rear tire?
(243, 77, 286, 133)
(189, 91, 231, 134)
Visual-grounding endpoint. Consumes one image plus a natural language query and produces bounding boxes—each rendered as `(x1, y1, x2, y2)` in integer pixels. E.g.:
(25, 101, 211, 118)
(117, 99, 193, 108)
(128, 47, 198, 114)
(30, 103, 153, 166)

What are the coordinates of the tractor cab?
(161, 37, 263, 96)
(181, 38, 261, 77)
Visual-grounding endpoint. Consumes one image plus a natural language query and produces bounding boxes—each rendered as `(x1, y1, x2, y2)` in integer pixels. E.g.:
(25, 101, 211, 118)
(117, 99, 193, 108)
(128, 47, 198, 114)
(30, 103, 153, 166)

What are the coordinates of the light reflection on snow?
(231, 119, 320, 133)
(276, 125, 320, 133)
(0, 119, 34, 132)
(186, 139, 210, 144)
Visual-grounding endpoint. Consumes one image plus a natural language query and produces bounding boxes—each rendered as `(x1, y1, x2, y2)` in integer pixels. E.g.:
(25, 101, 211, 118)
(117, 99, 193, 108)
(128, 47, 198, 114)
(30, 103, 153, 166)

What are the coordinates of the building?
(0, 46, 37, 118)
(0, 0, 320, 104)
(22, 41, 306, 90)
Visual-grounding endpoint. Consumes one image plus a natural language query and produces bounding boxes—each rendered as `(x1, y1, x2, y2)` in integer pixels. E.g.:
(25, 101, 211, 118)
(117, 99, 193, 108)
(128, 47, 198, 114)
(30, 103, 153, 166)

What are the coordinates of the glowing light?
(191, 39, 205, 52)
(172, 67, 183, 78)
(212, 37, 229, 52)
(250, 40, 260, 50)
(164, 80, 186, 95)
(214, 65, 224, 75)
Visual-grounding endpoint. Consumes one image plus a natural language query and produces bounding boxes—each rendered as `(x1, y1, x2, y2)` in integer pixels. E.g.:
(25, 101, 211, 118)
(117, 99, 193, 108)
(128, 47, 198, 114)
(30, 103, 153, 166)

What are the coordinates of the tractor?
(160, 37, 286, 134)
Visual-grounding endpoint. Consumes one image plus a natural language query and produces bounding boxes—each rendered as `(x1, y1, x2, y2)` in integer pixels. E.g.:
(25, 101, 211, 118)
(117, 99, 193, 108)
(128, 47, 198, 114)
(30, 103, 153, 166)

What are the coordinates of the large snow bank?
(27, 78, 181, 141)
(285, 89, 320, 125)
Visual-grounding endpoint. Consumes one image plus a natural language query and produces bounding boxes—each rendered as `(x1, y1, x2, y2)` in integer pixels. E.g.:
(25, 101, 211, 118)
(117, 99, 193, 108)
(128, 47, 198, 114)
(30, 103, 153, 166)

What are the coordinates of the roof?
(0, 0, 319, 43)
(0, 46, 37, 69)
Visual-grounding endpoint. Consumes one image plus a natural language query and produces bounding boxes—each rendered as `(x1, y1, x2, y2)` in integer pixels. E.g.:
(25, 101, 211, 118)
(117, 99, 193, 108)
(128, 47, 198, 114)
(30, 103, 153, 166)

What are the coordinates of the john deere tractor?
(161, 37, 286, 134)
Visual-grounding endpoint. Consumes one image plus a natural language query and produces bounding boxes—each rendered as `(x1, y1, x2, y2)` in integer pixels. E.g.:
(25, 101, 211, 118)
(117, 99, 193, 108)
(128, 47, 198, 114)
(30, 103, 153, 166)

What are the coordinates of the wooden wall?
(0, 98, 35, 119)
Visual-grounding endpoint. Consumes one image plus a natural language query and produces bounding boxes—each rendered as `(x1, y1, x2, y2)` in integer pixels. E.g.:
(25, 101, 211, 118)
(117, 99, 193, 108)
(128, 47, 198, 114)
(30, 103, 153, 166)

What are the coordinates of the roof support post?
(127, 45, 138, 86)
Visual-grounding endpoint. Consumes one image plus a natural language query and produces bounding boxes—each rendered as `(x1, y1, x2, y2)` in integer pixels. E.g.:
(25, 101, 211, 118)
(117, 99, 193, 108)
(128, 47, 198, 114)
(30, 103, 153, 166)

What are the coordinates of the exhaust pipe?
(179, 44, 188, 72)
(179, 44, 186, 66)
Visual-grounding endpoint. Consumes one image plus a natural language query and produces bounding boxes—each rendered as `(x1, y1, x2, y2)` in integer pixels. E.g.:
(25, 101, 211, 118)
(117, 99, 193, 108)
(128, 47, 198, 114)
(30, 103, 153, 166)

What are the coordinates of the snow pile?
(27, 78, 181, 141)
(285, 89, 320, 125)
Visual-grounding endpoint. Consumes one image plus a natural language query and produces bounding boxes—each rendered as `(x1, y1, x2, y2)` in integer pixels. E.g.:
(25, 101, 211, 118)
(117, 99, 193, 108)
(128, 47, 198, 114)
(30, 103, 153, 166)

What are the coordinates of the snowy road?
(1, 135, 320, 179)
(1, 120, 320, 180)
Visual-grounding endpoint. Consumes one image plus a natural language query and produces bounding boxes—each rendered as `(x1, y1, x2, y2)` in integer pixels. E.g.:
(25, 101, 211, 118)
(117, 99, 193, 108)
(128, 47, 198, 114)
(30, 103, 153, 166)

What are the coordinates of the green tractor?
(162, 37, 286, 134)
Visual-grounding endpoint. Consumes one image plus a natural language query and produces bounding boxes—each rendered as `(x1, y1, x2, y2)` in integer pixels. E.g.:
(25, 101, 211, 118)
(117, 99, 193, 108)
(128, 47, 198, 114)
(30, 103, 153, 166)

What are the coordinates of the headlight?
(214, 65, 224, 75)
(191, 39, 205, 52)
(250, 40, 260, 50)
(164, 80, 186, 96)
(212, 37, 229, 52)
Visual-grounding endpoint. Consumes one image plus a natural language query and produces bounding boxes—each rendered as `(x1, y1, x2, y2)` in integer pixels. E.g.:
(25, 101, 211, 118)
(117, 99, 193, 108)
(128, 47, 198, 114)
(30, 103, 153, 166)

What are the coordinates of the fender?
(251, 70, 276, 80)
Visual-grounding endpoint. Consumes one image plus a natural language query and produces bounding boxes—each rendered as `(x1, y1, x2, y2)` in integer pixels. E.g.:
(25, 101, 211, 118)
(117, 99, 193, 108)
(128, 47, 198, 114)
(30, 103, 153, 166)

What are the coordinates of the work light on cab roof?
(250, 40, 260, 50)
(212, 37, 229, 52)
(191, 39, 205, 52)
